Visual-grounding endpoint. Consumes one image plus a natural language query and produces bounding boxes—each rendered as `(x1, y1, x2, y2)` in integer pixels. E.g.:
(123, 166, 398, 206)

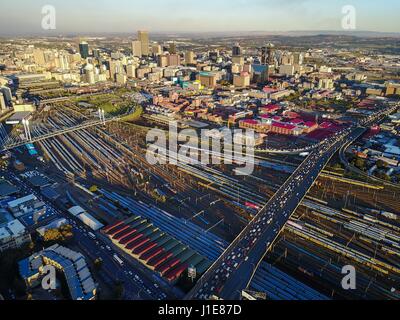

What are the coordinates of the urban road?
(186, 105, 397, 300)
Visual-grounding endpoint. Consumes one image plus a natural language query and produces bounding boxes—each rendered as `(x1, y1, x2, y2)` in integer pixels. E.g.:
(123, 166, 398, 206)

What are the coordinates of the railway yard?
(1, 95, 399, 301)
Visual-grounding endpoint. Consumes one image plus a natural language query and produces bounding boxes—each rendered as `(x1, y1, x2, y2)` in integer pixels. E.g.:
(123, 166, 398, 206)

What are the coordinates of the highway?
(185, 104, 398, 300)
(186, 126, 367, 300)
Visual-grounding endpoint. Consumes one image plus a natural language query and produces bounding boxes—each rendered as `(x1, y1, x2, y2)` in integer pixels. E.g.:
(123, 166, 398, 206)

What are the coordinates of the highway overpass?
(185, 104, 398, 300)
(186, 126, 366, 300)
(0, 117, 118, 152)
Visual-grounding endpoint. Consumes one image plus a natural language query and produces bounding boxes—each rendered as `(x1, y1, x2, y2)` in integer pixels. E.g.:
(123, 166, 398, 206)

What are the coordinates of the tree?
(94, 258, 103, 271)
(112, 281, 124, 300)
(376, 160, 388, 169)
(355, 158, 366, 170)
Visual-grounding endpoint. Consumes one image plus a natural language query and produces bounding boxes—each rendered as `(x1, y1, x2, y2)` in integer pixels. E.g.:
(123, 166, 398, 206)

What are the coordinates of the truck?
(113, 254, 124, 266)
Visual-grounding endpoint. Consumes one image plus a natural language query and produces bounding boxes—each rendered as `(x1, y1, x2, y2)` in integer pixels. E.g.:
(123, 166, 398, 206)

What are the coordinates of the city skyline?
(1, 0, 400, 36)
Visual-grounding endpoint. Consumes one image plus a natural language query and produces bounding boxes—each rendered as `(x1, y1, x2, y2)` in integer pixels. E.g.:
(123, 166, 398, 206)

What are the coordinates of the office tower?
(167, 54, 180, 66)
(233, 72, 250, 88)
(261, 43, 275, 65)
(0, 86, 12, 106)
(232, 56, 244, 65)
(169, 42, 177, 54)
(116, 73, 127, 85)
(152, 43, 162, 56)
(185, 51, 195, 65)
(232, 43, 241, 57)
(56, 54, 69, 70)
(33, 48, 46, 66)
(126, 64, 136, 78)
(281, 52, 294, 65)
(79, 41, 90, 59)
(243, 63, 252, 73)
(84, 63, 95, 84)
(109, 59, 123, 80)
(279, 64, 295, 76)
(0, 92, 6, 111)
(293, 52, 304, 65)
(209, 51, 219, 62)
(198, 72, 217, 88)
(138, 30, 149, 56)
(93, 49, 101, 59)
(157, 55, 168, 67)
(131, 40, 142, 57)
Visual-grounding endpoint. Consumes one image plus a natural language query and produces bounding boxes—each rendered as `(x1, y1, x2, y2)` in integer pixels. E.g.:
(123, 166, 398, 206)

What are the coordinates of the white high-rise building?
(132, 40, 142, 58)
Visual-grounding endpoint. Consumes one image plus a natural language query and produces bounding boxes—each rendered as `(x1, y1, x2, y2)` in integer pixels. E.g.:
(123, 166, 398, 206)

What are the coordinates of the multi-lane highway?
(186, 104, 398, 300)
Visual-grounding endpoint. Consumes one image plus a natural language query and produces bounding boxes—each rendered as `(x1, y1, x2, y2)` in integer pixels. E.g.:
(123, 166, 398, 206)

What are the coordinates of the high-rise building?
(198, 72, 217, 88)
(232, 56, 244, 65)
(152, 43, 162, 56)
(116, 73, 127, 85)
(167, 54, 180, 66)
(157, 55, 168, 67)
(0, 87, 12, 106)
(232, 43, 241, 57)
(132, 40, 142, 57)
(93, 49, 101, 59)
(185, 51, 195, 65)
(33, 48, 46, 66)
(0, 93, 6, 111)
(84, 63, 95, 84)
(209, 51, 219, 62)
(126, 64, 136, 78)
(79, 41, 90, 59)
(261, 43, 275, 65)
(138, 30, 149, 56)
(293, 52, 304, 65)
(169, 42, 177, 54)
(233, 72, 250, 88)
(56, 54, 69, 70)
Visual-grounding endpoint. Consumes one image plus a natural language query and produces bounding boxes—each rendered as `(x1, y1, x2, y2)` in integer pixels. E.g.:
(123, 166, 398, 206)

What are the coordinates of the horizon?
(1, 0, 400, 36)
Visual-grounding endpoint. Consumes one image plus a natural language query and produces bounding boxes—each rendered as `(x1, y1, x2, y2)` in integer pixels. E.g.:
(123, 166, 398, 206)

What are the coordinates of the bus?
(113, 254, 124, 266)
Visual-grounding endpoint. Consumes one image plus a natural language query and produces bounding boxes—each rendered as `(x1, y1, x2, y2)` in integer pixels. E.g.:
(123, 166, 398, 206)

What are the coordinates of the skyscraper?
(185, 51, 195, 65)
(0, 87, 12, 107)
(33, 48, 46, 66)
(0, 92, 6, 111)
(79, 41, 90, 59)
(132, 40, 142, 57)
(138, 31, 149, 56)
(169, 42, 177, 54)
(261, 43, 275, 65)
(232, 43, 241, 57)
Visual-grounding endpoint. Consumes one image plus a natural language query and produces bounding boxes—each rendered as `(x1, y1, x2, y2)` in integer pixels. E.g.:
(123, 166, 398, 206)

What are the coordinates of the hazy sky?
(1, 0, 399, 35)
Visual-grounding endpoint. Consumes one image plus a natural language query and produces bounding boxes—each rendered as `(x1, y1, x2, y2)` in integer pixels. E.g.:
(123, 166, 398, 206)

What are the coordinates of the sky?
(0, 0, 399, 36)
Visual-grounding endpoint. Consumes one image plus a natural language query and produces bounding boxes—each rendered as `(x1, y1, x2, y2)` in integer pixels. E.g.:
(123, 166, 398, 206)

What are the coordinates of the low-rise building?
(0, 219, 31, 252)
(19, 244, 96, 300)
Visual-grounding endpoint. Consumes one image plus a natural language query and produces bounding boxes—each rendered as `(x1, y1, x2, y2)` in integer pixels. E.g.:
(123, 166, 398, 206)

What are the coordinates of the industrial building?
(67, 206, 104, 231)
(101, 190, 216, 283)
